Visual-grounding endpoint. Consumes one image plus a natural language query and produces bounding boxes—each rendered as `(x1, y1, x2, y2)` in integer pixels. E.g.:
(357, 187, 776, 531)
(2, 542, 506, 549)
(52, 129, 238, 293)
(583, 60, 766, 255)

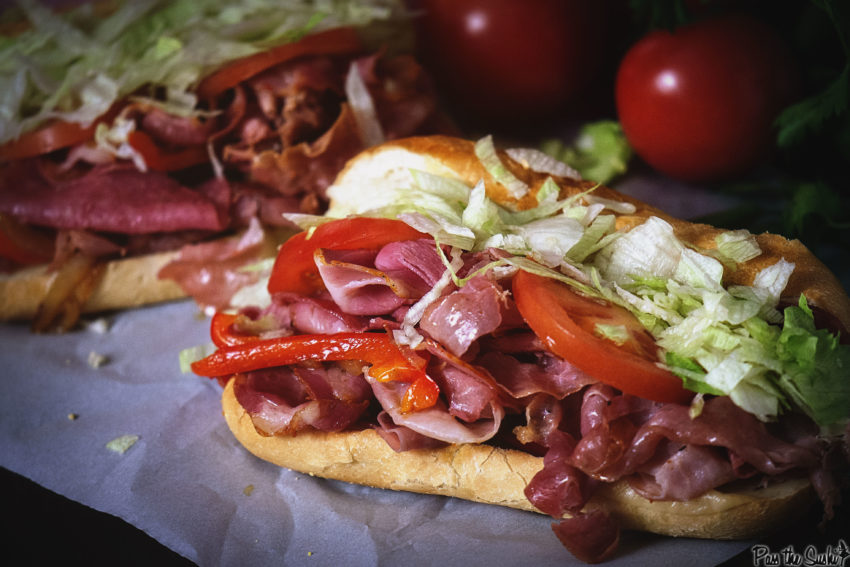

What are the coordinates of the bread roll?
(222, 380, 814, 539)
(0, 250, 185, 322)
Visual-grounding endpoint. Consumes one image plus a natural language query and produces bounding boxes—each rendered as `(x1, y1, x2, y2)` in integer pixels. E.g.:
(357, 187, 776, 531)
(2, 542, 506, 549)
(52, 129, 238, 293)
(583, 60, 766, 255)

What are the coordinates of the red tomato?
(196, 27, 364, 99)
(267, 217, 426, 296)
(414, 0, 608, 126)
(615, 14, 798, 182)
(0, 119, 96, 161)
(0, 104, 122, 160)
(512, 270, 692, 404)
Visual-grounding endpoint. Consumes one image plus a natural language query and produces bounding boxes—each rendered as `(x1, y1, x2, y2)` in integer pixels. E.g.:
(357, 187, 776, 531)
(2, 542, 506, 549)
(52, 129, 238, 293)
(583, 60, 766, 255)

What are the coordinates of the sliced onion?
(32, 253, 105, 333)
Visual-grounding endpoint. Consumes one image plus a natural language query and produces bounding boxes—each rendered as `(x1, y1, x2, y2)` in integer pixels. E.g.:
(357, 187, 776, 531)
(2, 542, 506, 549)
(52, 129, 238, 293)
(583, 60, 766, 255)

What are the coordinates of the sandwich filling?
(189, 138, 850, 562)
(0, 0, 448, 329)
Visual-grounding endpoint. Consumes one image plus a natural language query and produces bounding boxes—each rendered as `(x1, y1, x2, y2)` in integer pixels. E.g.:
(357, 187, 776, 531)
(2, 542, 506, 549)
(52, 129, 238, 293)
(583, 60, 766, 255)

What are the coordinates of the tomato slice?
(0, 120, 96, 161)
(126, 130, 209, 172)
(191, 331, 438, 412)
(0, 213, 54, 266)
(512, 269, 691, 404)
(0, 104, 122, 161)
(267, 217, 427, 296)
(196, 27, 364, 99)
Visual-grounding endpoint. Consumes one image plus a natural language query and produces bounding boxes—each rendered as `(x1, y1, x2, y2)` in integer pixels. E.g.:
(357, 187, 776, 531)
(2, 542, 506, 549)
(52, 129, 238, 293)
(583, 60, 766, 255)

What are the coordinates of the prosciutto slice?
(287, 295, 371, 335)
(157, 217, 269, 310)
(374, 411, 448, 452)
(315, 248, 408, 315)
(368, 377, 503, 445)
(234, 365, 371, 436)
(419, 275, 509, 356)
(478, 351, 597, 399)
(373, 239, 446, 296)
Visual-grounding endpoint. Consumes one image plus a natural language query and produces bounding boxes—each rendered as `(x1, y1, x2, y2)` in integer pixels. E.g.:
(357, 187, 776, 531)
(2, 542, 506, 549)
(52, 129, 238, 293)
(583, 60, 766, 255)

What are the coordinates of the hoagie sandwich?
(0, 0, 451, 331)
(189, 135, 850, 562)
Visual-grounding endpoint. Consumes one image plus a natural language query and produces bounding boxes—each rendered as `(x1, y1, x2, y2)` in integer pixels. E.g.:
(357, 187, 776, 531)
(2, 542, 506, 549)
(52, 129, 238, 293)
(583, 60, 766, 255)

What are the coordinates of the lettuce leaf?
(775, 296, 850, 426)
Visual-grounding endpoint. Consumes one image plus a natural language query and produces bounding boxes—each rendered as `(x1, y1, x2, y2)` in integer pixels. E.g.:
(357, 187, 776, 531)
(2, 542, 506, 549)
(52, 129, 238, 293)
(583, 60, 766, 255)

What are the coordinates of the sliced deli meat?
(0, 164, 225, 233)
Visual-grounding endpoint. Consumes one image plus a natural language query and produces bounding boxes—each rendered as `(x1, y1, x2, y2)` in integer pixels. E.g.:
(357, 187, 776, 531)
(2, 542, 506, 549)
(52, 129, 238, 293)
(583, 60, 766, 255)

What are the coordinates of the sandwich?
(191, 134, 850, 562)
(0, 0, 451, 331)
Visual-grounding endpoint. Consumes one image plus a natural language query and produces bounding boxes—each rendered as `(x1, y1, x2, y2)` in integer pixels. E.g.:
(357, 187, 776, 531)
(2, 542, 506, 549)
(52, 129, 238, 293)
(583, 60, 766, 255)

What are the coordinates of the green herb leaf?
(775, 64, 849, 148)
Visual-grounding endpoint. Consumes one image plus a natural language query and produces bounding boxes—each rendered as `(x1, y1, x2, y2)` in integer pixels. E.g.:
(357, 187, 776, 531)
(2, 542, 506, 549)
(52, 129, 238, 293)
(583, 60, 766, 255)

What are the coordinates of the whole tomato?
(414, 0, 611, 128)
(615, 14, 798, 182)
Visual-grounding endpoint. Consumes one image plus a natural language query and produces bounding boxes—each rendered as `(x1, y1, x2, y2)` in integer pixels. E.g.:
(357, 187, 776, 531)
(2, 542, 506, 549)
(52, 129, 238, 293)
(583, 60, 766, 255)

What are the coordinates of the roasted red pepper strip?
(126, 130, 209, 172)
(400, 373, 440, 414)
(209, 312, 264, 348)
(191, 332, 439, 411)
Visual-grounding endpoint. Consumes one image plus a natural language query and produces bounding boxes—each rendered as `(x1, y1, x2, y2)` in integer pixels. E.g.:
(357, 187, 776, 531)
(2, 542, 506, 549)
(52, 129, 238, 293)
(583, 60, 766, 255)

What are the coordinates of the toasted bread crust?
(0, 250, 186, 321)
(222, 380, 814, 539)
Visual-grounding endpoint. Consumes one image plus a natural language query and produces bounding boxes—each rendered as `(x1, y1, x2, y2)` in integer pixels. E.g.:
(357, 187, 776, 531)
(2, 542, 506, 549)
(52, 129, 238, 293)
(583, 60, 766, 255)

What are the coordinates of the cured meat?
(0, 163, 224, 233)
(374, 239, 446, 296)
(419, 276, 508, 356)
(157, 217, 269, 311)
(368, 377, 504, 445)
(315, 247, 408, 315)
(478, 351, 597, 399)
(374, 411, 448, 452)
(233, 366, 370, 435)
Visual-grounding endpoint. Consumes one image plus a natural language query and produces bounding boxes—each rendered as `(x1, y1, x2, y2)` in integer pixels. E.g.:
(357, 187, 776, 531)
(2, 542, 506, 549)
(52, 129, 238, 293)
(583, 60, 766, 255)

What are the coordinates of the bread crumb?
(106, 434, 139, 454)
(68, 413, 78, 421)
(243, 484, 255, 496)
(85, 318, 110, 334)
(88, 351, 109, 368)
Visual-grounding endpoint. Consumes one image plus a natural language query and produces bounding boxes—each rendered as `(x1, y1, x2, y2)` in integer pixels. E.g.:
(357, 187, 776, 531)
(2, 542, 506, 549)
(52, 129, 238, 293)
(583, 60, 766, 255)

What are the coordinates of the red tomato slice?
(267, 217, 427, 296)
(126, 130, 209, 172)
(0, 120, 96, 161)
(0, 213, 54, 266)
(512, 269, 691, 404)
(196, 27, 364, 99)
(0, 104, 122, 161)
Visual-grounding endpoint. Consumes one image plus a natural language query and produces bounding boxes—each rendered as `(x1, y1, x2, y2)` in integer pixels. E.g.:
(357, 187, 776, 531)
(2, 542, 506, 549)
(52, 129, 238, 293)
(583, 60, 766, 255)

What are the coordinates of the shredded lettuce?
(178, 342, 217, 374)
(2, 0, 403, 144)
(474, 135, 529, 199)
